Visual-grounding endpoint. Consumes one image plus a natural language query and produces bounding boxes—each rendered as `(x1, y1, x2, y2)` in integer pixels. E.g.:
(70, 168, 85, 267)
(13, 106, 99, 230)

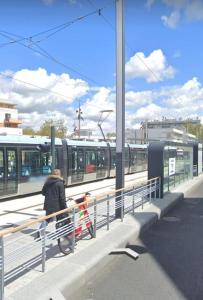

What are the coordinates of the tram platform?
(5, 174, 203, 300)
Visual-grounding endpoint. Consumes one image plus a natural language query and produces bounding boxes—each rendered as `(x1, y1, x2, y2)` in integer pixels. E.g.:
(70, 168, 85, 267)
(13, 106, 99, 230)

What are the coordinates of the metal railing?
(0, 177, 160, 300)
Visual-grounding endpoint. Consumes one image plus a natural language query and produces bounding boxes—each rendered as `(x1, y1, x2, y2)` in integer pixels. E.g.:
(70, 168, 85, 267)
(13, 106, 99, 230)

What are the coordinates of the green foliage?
(184, 123, 203, 142)
(23, 119, 67, 138)
(22, 127, 36, 135)
(107, 132, 116, 138)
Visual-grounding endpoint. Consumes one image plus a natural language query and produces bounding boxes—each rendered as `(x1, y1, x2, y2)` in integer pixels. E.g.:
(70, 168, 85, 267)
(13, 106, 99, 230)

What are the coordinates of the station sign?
(169, 157, 176, 176)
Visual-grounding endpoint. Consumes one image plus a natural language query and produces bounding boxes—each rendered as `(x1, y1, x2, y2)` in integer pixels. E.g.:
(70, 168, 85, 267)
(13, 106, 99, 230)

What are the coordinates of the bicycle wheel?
(58, 235, 73, 255)
(87, 223, 94, 238)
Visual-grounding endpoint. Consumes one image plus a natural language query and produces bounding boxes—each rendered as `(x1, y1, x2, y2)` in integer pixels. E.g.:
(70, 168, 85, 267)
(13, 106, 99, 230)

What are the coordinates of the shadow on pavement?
(139, 196, 203, 300)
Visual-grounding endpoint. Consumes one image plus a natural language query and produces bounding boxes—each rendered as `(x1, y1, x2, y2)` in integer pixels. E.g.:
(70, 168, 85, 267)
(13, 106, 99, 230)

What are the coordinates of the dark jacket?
(42, 175, 67, 213)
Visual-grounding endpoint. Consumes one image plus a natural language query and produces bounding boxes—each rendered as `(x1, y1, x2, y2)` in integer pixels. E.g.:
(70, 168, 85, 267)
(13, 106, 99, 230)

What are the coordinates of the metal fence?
(0, 177, 160, 300)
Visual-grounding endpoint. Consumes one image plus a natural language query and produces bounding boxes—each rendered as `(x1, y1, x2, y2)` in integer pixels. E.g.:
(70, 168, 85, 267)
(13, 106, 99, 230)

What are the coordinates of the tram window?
(0, 151, 4, 178)
(111, 149, 116, 168)
(131, 149, 136, 166)
(77, 149, 84, 171)
(21, 150, 40, 176)
(97, 150, 106, 167)
(7, 150, 16, 178)
(41, 152, 52, 175)
(85, 150, 96, 173)
(72, 149, 77, 172)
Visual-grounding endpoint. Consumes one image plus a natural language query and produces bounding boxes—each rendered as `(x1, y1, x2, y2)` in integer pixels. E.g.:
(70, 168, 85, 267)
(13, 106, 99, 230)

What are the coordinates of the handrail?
(0, 176, 159, 237)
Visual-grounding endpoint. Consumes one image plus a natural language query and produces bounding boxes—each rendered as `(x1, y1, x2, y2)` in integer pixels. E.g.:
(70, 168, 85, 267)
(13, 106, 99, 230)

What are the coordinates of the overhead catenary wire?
(0, 1, 115, 114)
(0, 70, 113, 114)
(0, 6, 108, 49)
(0, 30, 102, 86)
(0, 71, 69, 100)
(86, 0, 160, 83)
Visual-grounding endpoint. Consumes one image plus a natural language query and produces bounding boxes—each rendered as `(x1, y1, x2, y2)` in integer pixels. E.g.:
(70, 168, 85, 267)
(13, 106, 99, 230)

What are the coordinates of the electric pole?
(76, 100, 83, 138)
(116, 0, 125, 218)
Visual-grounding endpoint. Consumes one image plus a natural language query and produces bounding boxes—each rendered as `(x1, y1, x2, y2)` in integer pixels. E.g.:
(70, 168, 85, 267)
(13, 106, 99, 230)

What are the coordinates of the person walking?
(37, 169, 67, 237)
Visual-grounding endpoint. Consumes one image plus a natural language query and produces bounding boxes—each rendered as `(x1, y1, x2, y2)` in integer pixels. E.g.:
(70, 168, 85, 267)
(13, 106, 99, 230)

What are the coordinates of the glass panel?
(0, 150, 4, 195)
(7, 150, 17, 179)
(7, 150, 17, 194)
(77, 149, 84, 172)
(96, 149, 107, 178)
(163, 145, 193, 193)
(85, 150, 96, 173)
(0, 151, 4, 179)
(111, 148, 116, 169)
(71, 149, 77, 174)
(41, 152, 52, 175)
(21, 150, 40, 177)
(125, 148, 129, 169)
(71, 148, 84, 184)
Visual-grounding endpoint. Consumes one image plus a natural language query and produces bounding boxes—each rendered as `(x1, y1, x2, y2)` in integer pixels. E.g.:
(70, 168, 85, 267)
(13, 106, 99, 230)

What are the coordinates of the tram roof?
(0, 135, 62, 145)
(66, 139, 108, 147)
(128, 143, 148, 149)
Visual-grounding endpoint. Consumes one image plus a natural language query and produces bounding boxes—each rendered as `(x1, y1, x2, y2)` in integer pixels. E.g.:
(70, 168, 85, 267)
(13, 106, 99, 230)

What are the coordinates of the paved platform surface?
(70, 176, 203, 300)
(5, 174, 203, 300)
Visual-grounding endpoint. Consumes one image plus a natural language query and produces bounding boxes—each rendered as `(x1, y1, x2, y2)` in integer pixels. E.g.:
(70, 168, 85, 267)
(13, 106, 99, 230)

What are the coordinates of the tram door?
(6, 149, 18, 195)
(70, 148, 84, 184)
(0, 149, 17, 196)
(96, 149, 107, 179)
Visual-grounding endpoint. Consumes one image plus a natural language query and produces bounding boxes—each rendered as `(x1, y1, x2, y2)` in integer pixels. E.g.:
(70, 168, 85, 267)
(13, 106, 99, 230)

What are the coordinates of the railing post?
(94, 198, 97, 238)
(154, 179, 157, 200)
(132, 186, 135, 215)
(141, 186, 144, 210)
(72, 208, 76, 253)
(121, 191, 124, 222)
(158, 177, 161, 199)
(149, 180, 152, 204)
(41, 221, 46, 272)
(107, 195, 110, 230)
(0, 237, 4, 300)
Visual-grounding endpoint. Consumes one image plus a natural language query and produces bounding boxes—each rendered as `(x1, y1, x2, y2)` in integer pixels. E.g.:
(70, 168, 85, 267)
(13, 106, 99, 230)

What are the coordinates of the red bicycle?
(57, 192, 94, 255)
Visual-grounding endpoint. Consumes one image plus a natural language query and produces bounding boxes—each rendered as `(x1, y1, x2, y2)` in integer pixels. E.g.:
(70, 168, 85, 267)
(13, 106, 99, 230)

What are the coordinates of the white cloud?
(145, 0, 156, 9)
(125, 90, 153, 108)
(165, 77, 203, 112)
(148, 0, 203, 28)
(81, 87, 115, 134)
(126, 49, 176, 83)
(163, 0, 203, 20)
(42, 0, 55, 5)
(134, 103, 165, 121)
(2, 67, 203, 135)
(0, 68, 89, 131)
(185, 1, 203, 21)
(161, 11, 180, 28)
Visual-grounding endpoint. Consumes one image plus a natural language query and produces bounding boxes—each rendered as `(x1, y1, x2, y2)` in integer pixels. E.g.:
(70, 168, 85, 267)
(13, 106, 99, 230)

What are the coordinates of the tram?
(0, 135, 148, 200)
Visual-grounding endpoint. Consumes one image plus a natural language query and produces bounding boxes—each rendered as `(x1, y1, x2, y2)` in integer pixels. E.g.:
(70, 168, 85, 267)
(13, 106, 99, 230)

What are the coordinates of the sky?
(1, 0, 203, 136)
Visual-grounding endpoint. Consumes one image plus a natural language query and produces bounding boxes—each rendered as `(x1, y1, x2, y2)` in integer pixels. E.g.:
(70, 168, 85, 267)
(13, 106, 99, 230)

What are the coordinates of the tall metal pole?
(51, 125, 55, 172)
(115, 0, 125, 218)
(78, 100, 81, 138)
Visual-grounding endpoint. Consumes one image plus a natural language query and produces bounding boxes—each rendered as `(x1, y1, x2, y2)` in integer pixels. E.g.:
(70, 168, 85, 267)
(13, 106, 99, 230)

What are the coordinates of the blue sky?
(0, 0, 203, 135)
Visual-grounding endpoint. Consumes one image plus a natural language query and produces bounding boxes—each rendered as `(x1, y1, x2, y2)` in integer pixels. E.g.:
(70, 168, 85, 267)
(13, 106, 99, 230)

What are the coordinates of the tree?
(37, 119, 67, 138)
(184, 123, 203, 142)
(23, 127, 36, 135)
(107, 132, 116, 138)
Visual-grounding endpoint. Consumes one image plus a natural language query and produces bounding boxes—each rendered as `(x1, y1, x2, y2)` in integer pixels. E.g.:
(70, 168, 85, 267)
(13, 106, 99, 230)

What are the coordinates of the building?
(146, 118, 200, 130)
(126, 118, 199, 144)
(0, 100, 22, 135)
